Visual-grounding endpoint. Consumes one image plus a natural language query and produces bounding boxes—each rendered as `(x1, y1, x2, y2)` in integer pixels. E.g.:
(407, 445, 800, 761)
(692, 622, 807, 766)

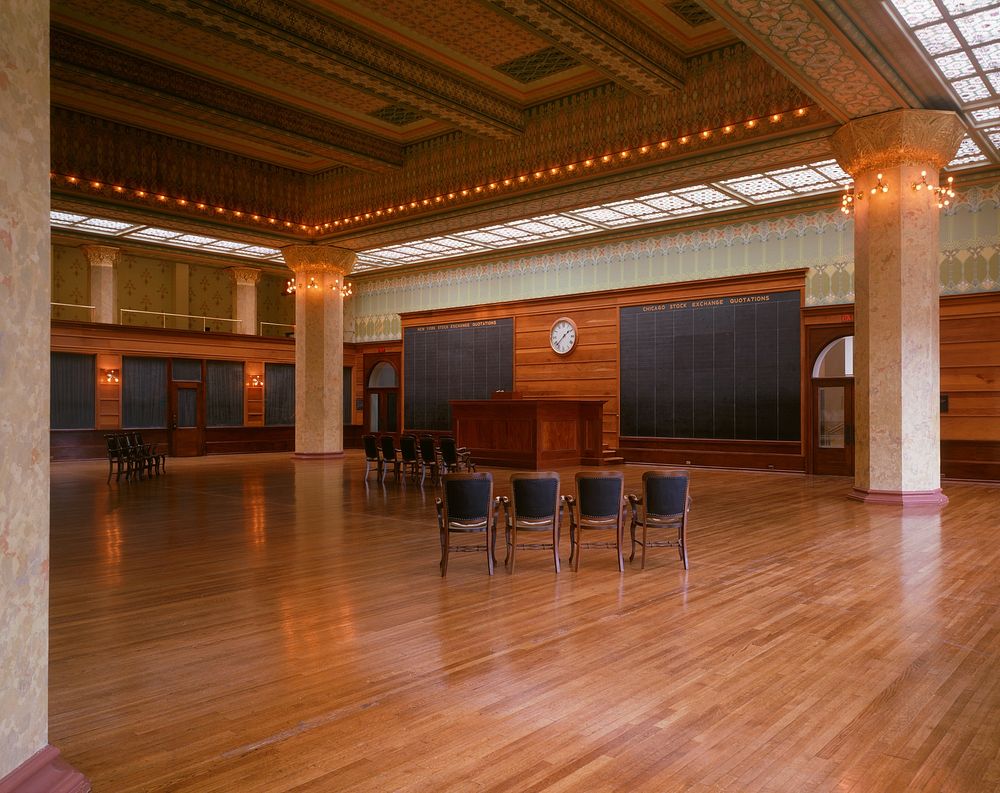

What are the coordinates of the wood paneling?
(402, 269, 808, 466)
(51, 427, 293, 459)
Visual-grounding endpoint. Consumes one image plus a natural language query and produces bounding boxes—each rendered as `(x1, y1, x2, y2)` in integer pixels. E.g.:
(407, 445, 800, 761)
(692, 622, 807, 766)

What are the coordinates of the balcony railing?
(259, 321, 295, 338)
(119, 308, 242, 333)
(51, 302, 96, 321)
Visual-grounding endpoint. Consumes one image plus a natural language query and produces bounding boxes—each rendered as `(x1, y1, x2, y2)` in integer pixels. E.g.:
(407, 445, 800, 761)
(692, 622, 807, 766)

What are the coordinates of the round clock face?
(549, 318, 577, 355)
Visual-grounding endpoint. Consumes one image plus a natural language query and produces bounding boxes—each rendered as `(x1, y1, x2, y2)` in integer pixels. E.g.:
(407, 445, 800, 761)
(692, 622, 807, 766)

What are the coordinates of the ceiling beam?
(485, 0, 686, 94)
(51, 29, 406, 173)
(698, 0, 907, 123)
(140, 0, 525, 139)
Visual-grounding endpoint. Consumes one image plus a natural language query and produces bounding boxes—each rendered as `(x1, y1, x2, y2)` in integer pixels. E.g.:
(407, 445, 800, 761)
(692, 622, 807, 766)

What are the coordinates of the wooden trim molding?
(0, 746, 89, 793)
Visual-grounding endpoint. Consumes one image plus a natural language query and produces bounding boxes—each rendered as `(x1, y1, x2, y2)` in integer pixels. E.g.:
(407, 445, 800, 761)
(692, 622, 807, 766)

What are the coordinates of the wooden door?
(363, 353, 401, 436)
(170, 382, 204, 456)
(812, 378, 854, 476)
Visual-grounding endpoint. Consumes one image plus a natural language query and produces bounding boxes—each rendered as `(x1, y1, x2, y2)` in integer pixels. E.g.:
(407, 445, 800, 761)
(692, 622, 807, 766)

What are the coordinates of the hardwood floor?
(49, 455, 1000, 792)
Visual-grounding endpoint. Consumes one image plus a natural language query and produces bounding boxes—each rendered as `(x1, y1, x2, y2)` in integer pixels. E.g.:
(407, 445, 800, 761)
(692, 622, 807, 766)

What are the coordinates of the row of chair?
(436, 470, 690, 576)
(104, 432, 167, 482)
(363, 434, 475, 485)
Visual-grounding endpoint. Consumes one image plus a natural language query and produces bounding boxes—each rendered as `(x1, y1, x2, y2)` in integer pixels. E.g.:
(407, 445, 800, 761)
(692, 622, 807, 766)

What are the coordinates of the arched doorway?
(365, 357, 400, 435)
(811, 335, 854, 476)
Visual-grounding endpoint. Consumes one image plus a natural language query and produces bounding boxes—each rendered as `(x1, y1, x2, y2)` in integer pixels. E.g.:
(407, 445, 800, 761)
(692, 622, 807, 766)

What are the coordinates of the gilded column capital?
(81, 244, 120, 268)
(282, 245, 356, 276)
(227, 266, 261, 286)
(830, 109, 966, 176)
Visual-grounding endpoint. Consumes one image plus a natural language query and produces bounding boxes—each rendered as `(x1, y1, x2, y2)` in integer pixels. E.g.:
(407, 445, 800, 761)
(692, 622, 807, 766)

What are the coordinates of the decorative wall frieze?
(699, 0, 904, 121)
(485, 0, 686, 93)
(140, 0, 525, 138)
(830, 110, 967, 176)
(282, 245, 356, 275)
(51, 29, 404, 172)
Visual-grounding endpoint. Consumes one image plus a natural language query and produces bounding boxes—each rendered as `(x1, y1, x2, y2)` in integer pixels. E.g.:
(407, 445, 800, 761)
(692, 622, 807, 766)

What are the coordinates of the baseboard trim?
(848, 487, 949, 507)
(293, 451, 345, 459)
(0, 746, 89, 793)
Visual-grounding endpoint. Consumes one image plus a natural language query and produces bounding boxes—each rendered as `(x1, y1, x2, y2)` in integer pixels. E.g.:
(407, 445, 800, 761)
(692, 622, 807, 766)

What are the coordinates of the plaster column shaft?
(82, 244, 118, 323)
(0, 0, 88, 788)
(227, 266, 261, 335)
(831, 110, 965, 506)
(282, 246, 355, 457)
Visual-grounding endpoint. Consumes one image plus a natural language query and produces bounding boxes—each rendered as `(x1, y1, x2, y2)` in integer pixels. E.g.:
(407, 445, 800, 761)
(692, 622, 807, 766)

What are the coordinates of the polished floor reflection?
(49, 455, 1000, 792)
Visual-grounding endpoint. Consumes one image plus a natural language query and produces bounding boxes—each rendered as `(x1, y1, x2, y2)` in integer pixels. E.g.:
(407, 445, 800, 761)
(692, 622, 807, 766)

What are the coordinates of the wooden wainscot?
(451, 397, 606, 469)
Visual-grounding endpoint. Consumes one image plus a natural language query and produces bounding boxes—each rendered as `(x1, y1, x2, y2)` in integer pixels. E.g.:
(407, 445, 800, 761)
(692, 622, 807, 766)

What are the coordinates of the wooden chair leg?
(487, 522, 495, 576)
(573, 524, 581, 572)
(440, 531, 449, 576)
(629, 516, 638, 562)
(616, 521, 624, 573)
(680, 526, 688, 570)
(641, 523, 648, 570)
(552, 522, 560, 573)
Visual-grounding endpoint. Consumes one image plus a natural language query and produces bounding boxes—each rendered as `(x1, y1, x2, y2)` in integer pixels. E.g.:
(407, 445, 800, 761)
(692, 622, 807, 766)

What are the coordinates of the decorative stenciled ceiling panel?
(889, 0, 1000, 157)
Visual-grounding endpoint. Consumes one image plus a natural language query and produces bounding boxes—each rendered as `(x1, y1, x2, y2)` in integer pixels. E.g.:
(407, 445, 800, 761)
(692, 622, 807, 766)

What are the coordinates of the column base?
(0, 746, 90, 793)
(293, 451, 345, 459)
(848, 487, 949, 507)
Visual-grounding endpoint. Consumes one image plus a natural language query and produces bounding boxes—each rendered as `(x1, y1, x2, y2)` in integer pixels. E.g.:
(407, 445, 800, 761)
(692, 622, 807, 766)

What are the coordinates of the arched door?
(811, 336, 854, 476)
(364, 357, 400, 435)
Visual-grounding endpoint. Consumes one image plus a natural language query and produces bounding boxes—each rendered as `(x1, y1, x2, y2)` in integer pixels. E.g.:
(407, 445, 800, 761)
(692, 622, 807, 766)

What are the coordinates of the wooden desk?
(450, 398, 606, 469)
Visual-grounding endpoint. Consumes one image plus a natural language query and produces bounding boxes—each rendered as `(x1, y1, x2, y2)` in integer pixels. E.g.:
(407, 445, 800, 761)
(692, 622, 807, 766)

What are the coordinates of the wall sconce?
(285, 278, 296, 294)
(913, 170, 955, 208)
(249, 374, 264, 388)
(840, 172, 889, 215)
(336, 280, 353, 298)
(101, 368, 120, 384)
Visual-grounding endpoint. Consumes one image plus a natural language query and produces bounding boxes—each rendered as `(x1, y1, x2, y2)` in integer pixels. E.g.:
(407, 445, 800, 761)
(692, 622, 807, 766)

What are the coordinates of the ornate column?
(82, 244, 119, 323)
(281, 245, 355, 457)
(0, 0, 89, 788)
(227, 266, 261, 335)
(830, 110, 965, 506)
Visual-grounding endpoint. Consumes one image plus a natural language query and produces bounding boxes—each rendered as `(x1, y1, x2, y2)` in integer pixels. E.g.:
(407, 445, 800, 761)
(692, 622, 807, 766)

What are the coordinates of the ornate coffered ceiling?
(49, 0, 999, 270)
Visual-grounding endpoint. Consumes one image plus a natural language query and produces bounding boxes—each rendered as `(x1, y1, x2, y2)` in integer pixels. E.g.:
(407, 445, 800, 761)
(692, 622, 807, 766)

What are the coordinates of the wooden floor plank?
(48, 454, 1000, 792)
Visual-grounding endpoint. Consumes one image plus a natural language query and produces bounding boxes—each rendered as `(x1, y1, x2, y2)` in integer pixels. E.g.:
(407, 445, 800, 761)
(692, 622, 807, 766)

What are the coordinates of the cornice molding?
(141, 0, 525, 138)
(485, 0, 685, 94)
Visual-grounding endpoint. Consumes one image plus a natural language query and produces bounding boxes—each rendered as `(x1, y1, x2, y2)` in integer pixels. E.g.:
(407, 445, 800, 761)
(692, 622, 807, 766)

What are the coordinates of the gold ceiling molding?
(699, 0, 904, 122)
(50, 28, 405, 172)
(282, 246, 357, 275)
(830, 110, 967, 176)
(485, 0, 686, 94)
(141, 0, 525, 138)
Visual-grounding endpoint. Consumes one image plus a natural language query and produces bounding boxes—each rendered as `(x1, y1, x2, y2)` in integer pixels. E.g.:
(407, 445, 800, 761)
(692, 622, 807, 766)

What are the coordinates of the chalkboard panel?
(620, 291, 800, 441)
(404, 317, 514, 431)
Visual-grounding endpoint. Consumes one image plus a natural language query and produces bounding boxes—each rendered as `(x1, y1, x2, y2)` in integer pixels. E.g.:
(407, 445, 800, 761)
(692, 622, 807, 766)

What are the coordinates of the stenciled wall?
(351, 181, 1000, 342)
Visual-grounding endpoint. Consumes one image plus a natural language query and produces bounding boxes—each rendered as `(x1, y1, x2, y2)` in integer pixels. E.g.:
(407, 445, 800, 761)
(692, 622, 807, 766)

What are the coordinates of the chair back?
(131, 431, 144, 446)
(105, 434, 121, 454)
(511, 473, 560, 519)
(575, 472, 625, 518)
(400, 434, 418, 462)
(379, 435, 398, 461)
(419, 435, 437, 463)
(362, 434, 379, 460)
(643, 471, 688, 517)
(439, 436, 459, 466)
(443, 473, 493, 521)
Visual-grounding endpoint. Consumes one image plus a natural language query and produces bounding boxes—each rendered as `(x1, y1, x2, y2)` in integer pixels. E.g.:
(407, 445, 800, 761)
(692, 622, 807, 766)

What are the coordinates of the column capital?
(81, 244, 120, 267)
(282, 245, 356, 276)
(226, 266, 261, 286)
(830, 109, 966, 176)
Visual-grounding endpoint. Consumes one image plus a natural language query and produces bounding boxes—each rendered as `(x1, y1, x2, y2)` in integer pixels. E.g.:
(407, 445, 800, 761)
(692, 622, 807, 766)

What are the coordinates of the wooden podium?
(450, 395, 606, 469)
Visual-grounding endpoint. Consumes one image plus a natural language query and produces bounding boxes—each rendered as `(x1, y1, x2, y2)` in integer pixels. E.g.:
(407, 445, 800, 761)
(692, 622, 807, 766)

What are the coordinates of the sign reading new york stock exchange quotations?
(619, 291, 801, 442)
(404, 317, 514, 431)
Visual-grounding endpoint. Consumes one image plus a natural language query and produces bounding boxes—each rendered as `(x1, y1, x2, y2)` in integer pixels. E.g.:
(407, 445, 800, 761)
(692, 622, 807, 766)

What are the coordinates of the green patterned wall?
(351, 181, 1000, 342)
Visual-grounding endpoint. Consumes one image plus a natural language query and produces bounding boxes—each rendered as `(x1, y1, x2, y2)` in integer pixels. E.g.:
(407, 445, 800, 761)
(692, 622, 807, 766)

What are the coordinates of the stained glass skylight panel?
(953, 75, 991, 100)
(204, 239, 248, 249)
(80, 218, 141, 232)
(974, 42, 1000, 70)
(175, 234, 216, 245)
(893, 0, 941, 26)
(644, 194, 696, 212)
(986, 125, 1000, 146)
(915, 23, 962, 55)
(51, 211, 88, 224)
(241, 246, 281, 257)
(936, 51, 976, 78)
(972, 104, 1000, 122)
(953, 7, 1000, 46)
(949, 135, 990, 165)
(717, 175, 792, 201)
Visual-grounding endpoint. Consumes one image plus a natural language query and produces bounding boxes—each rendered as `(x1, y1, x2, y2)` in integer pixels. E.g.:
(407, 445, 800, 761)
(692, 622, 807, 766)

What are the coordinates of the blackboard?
(404, 317, 514, 431)
(619, 291, 800, 441)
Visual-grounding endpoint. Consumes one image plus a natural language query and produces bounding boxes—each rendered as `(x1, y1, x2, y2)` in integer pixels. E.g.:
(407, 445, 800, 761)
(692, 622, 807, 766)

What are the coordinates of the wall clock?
(549, 317, 578, 355)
